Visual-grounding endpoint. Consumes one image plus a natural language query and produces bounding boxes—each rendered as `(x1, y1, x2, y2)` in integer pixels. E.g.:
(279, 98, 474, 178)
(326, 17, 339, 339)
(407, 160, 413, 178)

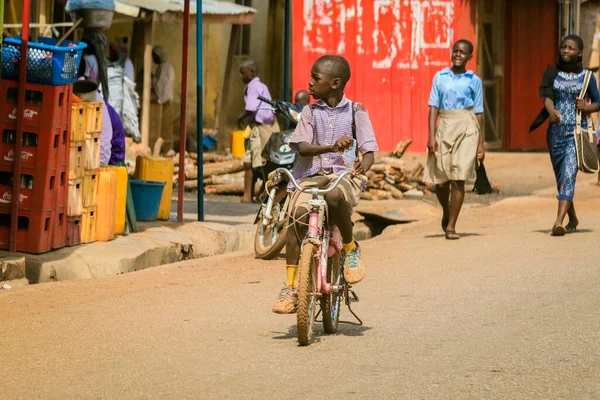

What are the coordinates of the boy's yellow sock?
(286, 265, 299, 287)
(342, 240, 356, 254)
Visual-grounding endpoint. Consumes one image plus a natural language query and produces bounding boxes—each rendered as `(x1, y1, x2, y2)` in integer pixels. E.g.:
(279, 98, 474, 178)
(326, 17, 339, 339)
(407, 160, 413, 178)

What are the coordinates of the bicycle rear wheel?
(321, 252, 342, 334)
(297, 242, 317, 346)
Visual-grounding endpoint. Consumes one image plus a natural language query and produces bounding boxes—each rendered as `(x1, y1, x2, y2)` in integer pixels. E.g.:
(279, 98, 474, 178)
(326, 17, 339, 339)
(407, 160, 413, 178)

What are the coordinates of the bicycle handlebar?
(275, 168, 353, 195)
(257, 95, 275, 106)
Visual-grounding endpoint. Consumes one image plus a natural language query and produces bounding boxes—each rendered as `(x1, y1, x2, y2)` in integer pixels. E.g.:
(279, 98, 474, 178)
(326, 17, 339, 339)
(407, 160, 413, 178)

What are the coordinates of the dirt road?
(2, 157, 599, 399)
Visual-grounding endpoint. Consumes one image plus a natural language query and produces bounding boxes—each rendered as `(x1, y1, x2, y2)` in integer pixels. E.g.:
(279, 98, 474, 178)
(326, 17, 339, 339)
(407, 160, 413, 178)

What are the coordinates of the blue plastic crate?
(1, 36, 87, 86)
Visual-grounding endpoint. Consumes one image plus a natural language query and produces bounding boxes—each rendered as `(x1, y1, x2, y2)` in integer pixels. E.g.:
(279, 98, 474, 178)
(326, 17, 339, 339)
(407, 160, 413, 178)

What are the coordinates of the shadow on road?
(424, 233, 484, 239)
(271, 323, 373, 343)
(533, 228, 594, 235)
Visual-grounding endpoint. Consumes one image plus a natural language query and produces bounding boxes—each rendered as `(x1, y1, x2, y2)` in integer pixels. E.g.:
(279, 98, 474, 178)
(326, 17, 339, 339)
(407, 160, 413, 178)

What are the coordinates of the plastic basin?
(129, 179, 166, 222)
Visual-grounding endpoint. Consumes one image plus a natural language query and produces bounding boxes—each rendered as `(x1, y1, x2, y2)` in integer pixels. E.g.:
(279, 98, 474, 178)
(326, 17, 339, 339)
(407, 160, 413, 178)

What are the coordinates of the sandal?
(565, 224, 578, 234)
(441, 216, 450, 233)
(551, 225, 566, 236)
(445, 230, 460, 240)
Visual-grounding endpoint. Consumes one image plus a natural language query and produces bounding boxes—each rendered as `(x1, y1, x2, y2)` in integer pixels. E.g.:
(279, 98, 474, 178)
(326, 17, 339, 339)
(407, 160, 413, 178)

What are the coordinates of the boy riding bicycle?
(272, 55, 379, 314)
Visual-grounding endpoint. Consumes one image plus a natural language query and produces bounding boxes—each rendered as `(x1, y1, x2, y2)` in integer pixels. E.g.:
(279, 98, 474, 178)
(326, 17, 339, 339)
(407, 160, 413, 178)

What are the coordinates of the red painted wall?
(292, 0, 477, 152)
(504, 0, 559, 151)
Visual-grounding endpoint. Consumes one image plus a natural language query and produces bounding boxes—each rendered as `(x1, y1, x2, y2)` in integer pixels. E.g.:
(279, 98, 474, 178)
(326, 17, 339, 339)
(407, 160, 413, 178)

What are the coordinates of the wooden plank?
(203, 13, 255, 25)
(217, 24, 241, 151)
(141, 12, 156, 148)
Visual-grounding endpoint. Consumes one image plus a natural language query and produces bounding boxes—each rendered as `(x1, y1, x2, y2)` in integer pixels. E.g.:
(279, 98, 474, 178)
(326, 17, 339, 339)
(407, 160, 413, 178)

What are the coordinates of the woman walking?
(427, 39, 484, 240)
(531, 35, 600, 236)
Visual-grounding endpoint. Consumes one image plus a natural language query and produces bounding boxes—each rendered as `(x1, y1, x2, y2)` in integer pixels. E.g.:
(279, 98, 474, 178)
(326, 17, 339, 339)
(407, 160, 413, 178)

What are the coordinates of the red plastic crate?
(0, 209, 53, 253)
(0, 166, 57, 211)
(57, 125, 70, 169)
(0, 124, 68, 171)
(0, 79, 72, 130)
(66, 215, 82, 247)
(51, 206, 66, 250)
(55, 166, 68, 209)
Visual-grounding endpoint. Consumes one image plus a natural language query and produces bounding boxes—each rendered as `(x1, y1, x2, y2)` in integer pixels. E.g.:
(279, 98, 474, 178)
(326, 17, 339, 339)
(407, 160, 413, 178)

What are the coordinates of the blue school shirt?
(428, 68, 484, 113)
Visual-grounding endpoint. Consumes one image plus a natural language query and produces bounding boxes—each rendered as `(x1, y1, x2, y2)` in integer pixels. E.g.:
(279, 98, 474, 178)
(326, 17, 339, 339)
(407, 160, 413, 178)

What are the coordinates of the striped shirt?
(289, 95, 378, 190)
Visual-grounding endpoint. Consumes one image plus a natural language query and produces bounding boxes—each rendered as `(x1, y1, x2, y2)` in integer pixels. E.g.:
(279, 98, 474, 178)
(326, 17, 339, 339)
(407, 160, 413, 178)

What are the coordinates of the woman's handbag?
(472, 160, 494, 195)
(574, 71, 599, 173)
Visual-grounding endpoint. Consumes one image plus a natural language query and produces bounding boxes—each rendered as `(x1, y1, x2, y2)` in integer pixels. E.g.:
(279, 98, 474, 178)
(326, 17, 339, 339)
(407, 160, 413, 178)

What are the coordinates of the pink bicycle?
(277, 168, 363, 346)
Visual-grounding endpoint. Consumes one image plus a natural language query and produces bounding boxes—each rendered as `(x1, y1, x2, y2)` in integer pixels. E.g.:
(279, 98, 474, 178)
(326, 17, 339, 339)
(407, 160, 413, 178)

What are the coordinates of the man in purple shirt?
(238, 59, 280, 202)
(272, 55, 379, 314)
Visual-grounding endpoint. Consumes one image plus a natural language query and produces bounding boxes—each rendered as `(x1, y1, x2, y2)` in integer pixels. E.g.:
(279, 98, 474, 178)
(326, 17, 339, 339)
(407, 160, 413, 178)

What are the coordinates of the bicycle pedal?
(350, 290, 360, 302)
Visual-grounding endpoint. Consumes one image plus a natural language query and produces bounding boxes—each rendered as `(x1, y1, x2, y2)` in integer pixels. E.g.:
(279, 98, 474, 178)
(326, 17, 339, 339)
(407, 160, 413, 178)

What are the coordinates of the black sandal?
(445, 230, 460, 240)
(551, 225, 566, 236)
(565, 224, 578, 234)
(441, 216, 450, 233)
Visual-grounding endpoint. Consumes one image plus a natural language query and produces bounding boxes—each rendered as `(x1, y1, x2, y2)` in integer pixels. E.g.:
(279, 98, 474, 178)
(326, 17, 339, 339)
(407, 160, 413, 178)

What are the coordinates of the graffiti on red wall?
(302, 0, 455, 70)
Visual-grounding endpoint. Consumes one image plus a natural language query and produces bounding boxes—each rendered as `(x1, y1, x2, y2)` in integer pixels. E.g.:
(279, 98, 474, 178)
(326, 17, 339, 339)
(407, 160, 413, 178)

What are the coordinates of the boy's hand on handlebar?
(332, 136, 354, 152)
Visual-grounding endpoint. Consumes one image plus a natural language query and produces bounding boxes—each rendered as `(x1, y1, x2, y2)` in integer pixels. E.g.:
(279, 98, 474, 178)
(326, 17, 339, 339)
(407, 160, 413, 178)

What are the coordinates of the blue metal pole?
(196, 1, 204, 221)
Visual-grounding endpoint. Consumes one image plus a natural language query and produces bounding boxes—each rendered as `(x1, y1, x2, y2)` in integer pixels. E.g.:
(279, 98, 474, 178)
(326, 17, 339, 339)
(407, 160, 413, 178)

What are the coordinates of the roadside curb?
(0, 221, 256, 284)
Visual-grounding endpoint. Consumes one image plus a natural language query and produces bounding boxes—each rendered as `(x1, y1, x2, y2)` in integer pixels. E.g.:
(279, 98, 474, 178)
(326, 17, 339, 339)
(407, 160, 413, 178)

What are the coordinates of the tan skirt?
(427, 109, 480, 185)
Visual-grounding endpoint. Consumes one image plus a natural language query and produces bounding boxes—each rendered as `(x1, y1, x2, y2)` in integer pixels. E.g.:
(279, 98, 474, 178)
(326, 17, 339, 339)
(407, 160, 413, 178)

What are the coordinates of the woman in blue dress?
(535, 35, 600, 236)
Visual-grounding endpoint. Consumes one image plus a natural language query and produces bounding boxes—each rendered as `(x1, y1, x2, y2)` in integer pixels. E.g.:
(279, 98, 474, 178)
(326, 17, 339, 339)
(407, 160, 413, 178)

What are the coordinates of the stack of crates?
(69, 101, 102, 244)
(0, 80, 72, 253)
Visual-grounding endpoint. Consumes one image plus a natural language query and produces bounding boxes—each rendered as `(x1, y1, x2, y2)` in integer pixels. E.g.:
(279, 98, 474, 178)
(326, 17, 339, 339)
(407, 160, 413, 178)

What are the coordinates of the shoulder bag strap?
(576, 71, 592, 131)
(351, 102, 359, 156)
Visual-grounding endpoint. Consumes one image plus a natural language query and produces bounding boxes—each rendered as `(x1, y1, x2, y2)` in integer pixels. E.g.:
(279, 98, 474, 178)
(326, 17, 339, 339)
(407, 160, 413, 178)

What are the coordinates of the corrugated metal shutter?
(292, 0, 476, 152)
(504, 0, 558, 150)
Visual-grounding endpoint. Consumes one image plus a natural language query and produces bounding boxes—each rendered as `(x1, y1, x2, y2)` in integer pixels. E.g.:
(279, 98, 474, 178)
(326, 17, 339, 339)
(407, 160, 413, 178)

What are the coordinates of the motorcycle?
(253, 96, 302, 259)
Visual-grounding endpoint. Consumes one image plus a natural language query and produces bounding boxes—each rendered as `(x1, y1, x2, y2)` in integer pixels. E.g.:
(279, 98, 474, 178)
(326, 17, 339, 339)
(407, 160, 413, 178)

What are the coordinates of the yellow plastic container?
(231, 130, 245, 158)
(69, 140, 85, 179)
(85, 131, 100, 170)
(67, 178, 83, 217)
(96, 168, 117, 242)
(82, 169, 99, 207)
(85, 102, 103, 133)
(134, 155, 174, 221)
(71, 103, 86, 142)
(103, 166, 128, 235)
(81, 205, 97, 243)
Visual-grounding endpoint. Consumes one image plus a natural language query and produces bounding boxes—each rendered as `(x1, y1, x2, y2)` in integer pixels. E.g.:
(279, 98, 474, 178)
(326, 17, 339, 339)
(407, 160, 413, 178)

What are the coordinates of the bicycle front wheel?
(254, 190, 289, 260)
(297, 242, 317, 346)
(321, 252, 342, 334)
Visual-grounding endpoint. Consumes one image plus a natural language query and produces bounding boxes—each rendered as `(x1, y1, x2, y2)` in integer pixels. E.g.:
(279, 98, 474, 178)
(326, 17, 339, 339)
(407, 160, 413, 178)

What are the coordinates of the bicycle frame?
(291, 175, 348, 296)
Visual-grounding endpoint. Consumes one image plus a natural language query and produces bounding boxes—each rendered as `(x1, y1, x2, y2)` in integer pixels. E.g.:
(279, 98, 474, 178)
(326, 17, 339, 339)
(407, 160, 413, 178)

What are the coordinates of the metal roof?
(114, 0, 256, 16)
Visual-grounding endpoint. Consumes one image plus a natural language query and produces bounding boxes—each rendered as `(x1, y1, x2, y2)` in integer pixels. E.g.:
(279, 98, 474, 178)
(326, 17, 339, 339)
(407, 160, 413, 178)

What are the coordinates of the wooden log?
(204, 182, 244, 195)
(184, 180, 198, 190)
(391, 139, 413, 158)
(153, 137, 164, 156)
(360, 192, 375, 201)
(184, 164, 198, 179)
(369, 164, 386, 173)
(203, 160, 244, 178)
(367, 180, 385, 190)
(411, 163, 425, 178)
(202, 153, 229, 163)
(396, 182, 414, 192)
(209, 171, 245, 185)
(382, 182, 404, 199)
(379, 157, 406, 171)
(368, 189, 391, 200)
